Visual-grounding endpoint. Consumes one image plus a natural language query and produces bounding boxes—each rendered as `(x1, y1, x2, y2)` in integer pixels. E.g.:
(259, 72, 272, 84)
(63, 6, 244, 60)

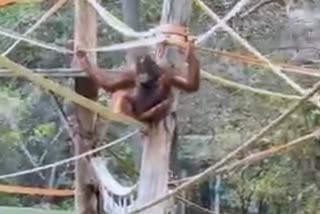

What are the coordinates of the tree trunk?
(73, 0, 99, 214)
(161, 1, 192, 214)
(136, 118, 176, 213)
(135, 0, 192, 213)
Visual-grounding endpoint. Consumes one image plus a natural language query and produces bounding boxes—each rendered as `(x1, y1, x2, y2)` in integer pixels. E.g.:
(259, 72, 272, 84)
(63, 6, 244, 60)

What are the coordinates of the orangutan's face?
(136, 55, 160, 84)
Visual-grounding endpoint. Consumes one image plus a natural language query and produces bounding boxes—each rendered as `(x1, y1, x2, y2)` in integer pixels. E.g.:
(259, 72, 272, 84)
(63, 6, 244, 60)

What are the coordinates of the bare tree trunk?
(73, 0, 99, 213)
(135, 1, 192, 213)
(161, 1, 192, 214)
(136, 120, 176, 213)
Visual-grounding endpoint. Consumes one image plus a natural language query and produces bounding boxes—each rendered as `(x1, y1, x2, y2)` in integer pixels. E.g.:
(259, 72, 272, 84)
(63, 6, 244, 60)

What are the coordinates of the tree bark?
(73, 0, 99, 214)
(135, 1, 192, 213)
(161, 1, 192, 214)
(136, 119, 176, 213)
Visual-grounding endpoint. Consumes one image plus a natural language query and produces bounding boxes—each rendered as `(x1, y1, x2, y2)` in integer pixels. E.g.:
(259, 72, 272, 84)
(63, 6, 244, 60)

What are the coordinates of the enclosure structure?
(0, 0, 320, 214)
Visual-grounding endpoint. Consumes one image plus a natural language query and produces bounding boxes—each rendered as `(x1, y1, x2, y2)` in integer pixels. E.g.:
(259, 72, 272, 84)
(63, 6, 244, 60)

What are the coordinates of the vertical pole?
(73, 0, 99, 214)
(122, 0, 140, 62)
(121, 0, 143, 170)
(121, 0, 140, 33)
(214, 175, 221, 214)
(135, 0, 192, 213)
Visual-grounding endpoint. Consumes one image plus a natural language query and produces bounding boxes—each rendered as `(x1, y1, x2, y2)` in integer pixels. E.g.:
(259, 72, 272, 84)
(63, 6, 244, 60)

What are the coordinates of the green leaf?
(34, 122, 56, 138)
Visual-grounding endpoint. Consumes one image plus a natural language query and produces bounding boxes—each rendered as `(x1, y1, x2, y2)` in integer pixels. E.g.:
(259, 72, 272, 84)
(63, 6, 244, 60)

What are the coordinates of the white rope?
(0, 26, 167, 54)
(0, 130, 138, 180)
(86, 0, 156, 38)
(0, 26, 72, 54)
(194, 0, 307, 97)
(2, 0, 69, 56)
(195, 0, 251, 44)
(85, 36, 166, 52)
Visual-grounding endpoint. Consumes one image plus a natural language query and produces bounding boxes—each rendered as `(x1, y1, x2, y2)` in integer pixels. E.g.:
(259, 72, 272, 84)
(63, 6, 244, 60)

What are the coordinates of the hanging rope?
(2, 0, 69, 56)
(0, 26, 73, 54)
(197, 47, 320, 78)
(0, 26, 171, 55)
(196, 0, 250, 44)
(0, 26, 162, 54)
(85, 0, 156, 38)
(201, 70, 301, 100)
(193, 0, 314, 104)
(85, 36, 166, 53)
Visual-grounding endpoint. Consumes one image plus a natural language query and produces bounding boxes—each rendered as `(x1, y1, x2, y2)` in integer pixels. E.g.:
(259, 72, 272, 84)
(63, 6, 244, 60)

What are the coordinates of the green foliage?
(0, 85, 24, 116)
(0, 3, 41, 28)
(33, 123, 56, 139)
(55, 199, 74, 211)
(141, 0, 162, 23)
(0, 206, 72, 214)
(0, 194, 21, 207)
(1, 130, 21, 144)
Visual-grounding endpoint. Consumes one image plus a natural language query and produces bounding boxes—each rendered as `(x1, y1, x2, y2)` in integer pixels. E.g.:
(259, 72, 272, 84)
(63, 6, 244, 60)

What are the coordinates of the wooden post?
(162, 1, 192, 214)
(73, 0, 99, 214)
(135, 0, 192, 213)
(214, 175, 221, 214)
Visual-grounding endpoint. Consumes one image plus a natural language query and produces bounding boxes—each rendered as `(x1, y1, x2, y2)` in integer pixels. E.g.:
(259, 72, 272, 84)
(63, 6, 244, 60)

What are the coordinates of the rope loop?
(156, 24, 194, 59)
(158, 24, 188, 38)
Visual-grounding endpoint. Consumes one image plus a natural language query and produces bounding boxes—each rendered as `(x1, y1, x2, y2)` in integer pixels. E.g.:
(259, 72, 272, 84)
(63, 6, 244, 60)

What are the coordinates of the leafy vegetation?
(0, 206, 72, 214)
